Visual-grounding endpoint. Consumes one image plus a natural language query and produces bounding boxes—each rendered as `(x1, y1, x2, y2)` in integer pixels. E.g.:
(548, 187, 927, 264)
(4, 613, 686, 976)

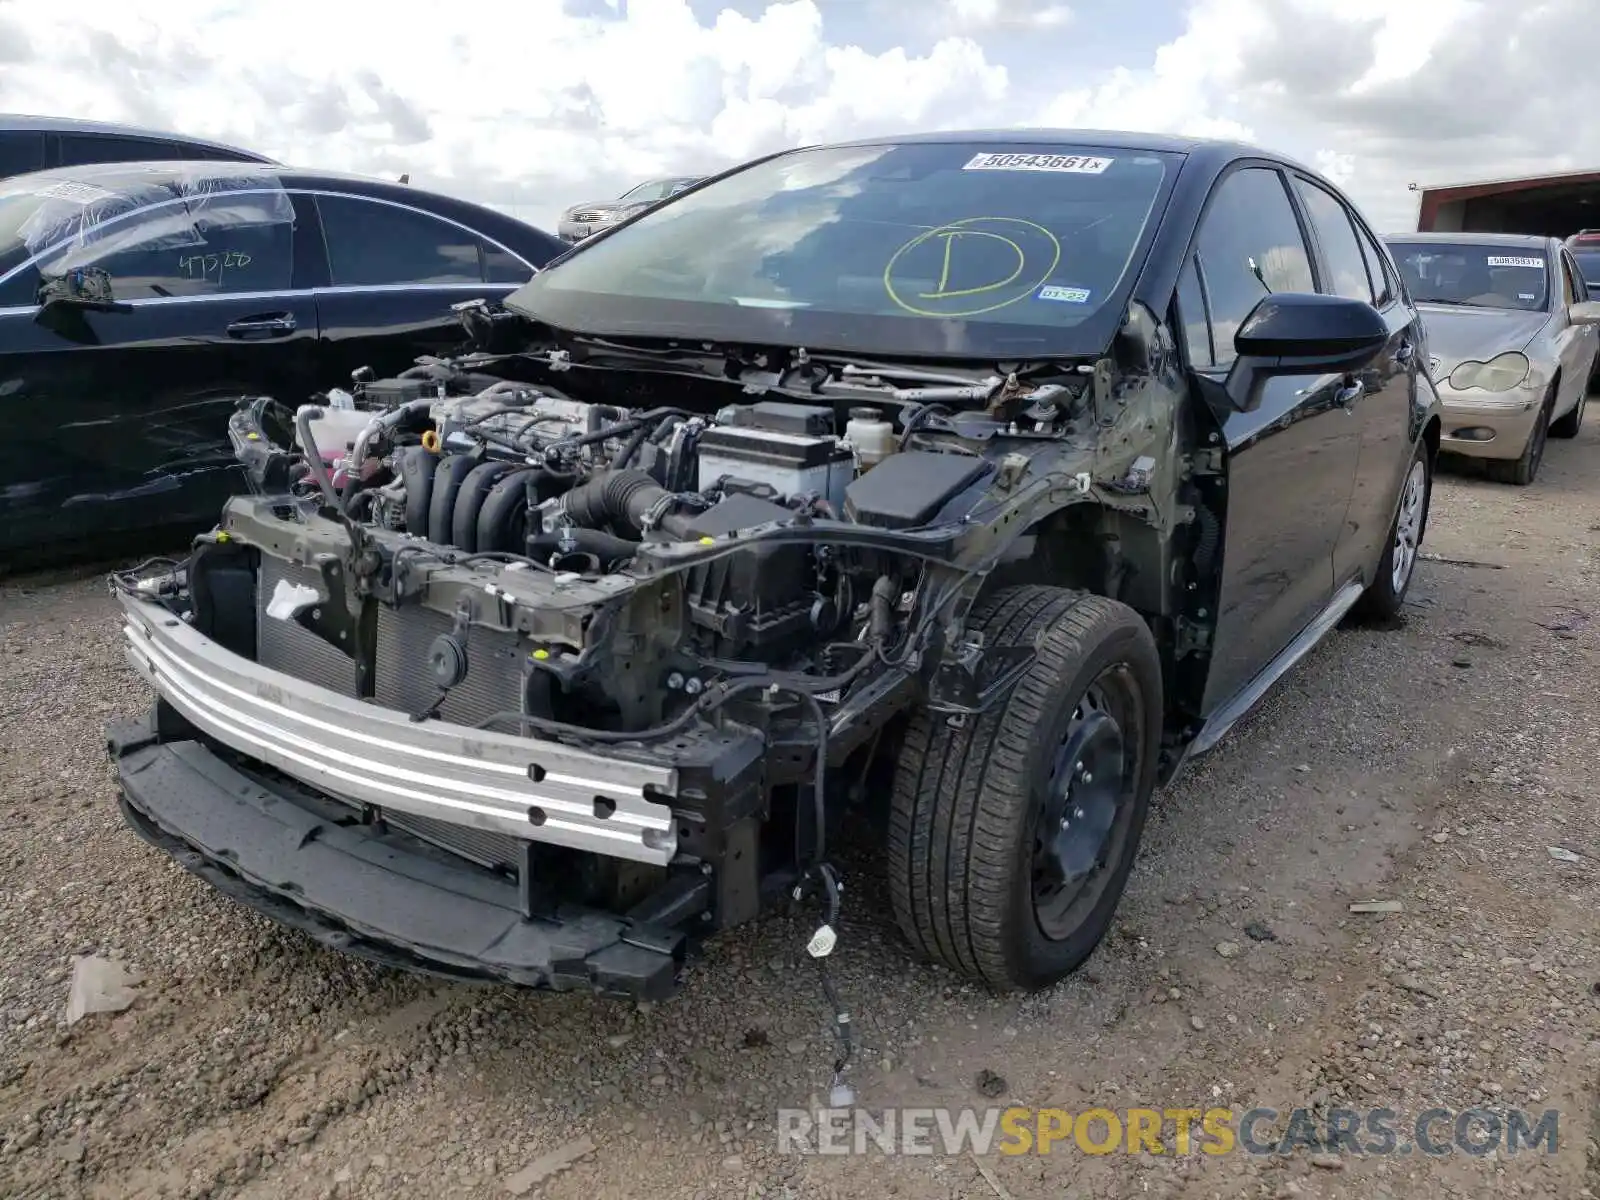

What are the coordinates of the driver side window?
(1192, 167, 1315, 368)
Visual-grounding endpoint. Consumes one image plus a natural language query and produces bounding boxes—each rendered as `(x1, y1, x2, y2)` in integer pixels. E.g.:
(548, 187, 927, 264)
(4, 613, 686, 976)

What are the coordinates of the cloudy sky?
(1, 0, 1593, 235)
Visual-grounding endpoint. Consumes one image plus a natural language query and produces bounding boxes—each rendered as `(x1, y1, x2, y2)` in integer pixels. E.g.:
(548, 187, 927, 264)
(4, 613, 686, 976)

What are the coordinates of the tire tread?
(887, 585, 1160, 989)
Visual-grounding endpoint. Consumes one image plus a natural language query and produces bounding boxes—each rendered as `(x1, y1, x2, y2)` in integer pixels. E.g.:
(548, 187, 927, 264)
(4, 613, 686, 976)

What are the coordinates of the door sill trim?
(1186, 577, 1367, 760)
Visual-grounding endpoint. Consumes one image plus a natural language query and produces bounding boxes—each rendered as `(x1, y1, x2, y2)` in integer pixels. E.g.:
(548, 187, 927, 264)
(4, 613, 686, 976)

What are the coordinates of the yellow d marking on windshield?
(924, 230, 1024, 299)
(884, 217, 1062, 317)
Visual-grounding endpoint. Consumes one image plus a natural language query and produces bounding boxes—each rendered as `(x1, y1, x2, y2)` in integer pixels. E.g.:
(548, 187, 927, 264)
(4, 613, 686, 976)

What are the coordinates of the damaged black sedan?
(106, 131, 1441, 1009)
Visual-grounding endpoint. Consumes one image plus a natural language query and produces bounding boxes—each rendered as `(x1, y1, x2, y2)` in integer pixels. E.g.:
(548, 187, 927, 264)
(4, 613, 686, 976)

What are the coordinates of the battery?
(696, 425, 854, 512)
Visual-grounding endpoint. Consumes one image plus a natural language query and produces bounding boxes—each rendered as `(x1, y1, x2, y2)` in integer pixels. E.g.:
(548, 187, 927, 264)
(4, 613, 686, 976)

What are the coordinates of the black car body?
(0, 113, 277, 180)
(106, 130, 1441, 1007)
(0, 161, 567, 566)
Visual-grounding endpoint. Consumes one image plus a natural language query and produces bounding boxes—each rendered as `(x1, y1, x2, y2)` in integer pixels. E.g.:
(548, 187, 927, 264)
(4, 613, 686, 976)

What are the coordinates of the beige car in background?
(1385, 232, 1600, 484)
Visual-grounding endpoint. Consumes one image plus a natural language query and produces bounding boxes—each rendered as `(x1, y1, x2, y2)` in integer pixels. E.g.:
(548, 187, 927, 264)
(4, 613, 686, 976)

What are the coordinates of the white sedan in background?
(1387, 232, 1600, 484)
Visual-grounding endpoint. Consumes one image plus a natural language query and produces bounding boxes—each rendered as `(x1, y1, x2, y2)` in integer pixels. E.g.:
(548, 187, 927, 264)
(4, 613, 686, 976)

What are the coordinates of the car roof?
(1384, 231, 1553, 248)
(789, 127, 1320, 182)
(0, 160, 566, 262)
(822, 126, 1275, 159)
(3, 159, 452, 201)
(0, 112, 275, 162)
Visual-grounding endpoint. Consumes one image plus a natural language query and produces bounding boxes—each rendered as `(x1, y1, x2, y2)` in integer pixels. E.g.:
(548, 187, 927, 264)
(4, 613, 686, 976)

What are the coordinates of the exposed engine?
(253, 361, 966, 679)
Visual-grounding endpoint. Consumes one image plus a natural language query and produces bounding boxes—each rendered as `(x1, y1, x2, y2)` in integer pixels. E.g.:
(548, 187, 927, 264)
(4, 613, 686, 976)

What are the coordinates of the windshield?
(1571, 248, 1600, 287)
(1387, 240, 1551, 311)
(510, 141, 1175, 359)
(618, 179, 687, 204)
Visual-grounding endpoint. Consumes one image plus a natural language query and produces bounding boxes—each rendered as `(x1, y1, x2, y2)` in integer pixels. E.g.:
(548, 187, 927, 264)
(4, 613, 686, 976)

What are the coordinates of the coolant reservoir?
(298, 407, 372, 466)
(846, 407, 894, 470)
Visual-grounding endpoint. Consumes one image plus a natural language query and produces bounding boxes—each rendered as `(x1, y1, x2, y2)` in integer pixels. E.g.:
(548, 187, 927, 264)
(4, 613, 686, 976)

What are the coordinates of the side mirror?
(1569, 300, 1600, 326)
(1225, 293, 1389, 412)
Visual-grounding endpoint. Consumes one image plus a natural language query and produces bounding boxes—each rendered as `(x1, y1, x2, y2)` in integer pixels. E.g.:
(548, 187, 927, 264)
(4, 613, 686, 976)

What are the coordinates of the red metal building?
(1413, 168, 1600, 236)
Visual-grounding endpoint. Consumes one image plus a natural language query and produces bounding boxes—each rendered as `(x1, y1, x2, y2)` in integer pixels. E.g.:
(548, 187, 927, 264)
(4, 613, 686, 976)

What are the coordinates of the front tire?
(1489, 389, 1551, 484)
(1355, 440, 1431, 620)
(887, 586, 1163, 991)
(1550, 387, 1585, 439)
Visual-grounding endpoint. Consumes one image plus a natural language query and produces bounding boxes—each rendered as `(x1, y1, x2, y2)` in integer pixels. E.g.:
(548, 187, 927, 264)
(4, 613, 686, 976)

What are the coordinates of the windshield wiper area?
(539, 336, 1068, 408)
(1417, 297, 1508, 310)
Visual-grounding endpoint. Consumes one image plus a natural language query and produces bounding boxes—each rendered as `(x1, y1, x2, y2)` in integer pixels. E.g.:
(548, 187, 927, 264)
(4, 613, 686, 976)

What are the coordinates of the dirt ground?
(3, 414, 1599, 1200)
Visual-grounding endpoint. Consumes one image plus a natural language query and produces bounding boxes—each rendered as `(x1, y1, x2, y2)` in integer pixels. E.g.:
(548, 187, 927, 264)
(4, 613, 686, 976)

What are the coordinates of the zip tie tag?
(806, 924, 837, 958)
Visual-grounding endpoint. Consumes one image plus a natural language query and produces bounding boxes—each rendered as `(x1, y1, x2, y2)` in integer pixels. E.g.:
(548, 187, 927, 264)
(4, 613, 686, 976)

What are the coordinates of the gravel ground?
(3, 416, 1599, 1200)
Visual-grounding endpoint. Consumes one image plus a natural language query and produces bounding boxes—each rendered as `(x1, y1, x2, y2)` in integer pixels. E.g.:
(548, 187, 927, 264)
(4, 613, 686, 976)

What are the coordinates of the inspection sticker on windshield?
(1038, 285, 1092, 303)
(963, 152, 1113, 174)
(1487, 255, 1544, 268)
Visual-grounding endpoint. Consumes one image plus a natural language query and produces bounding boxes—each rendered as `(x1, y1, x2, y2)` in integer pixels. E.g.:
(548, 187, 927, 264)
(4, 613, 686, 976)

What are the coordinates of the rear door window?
(1352, 222, 1396, 306)
(1293, 177, 1374, 303)
(1564, 251, 1591, 302)
(1192, 166, 1315, 367)
(315, 195, 495, 286)
(56, 133, 187, 168)
(0, 131, 47, 180)
(484, 242, 534, 283)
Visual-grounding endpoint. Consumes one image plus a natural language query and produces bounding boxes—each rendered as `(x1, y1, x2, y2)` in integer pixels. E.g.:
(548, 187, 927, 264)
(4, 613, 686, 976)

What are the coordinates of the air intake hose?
(527, 527, 643, 568)
(556, 469, 670, 537)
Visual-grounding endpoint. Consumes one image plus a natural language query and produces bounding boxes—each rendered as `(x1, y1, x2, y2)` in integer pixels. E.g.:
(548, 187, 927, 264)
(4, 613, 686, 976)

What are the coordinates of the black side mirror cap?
(1225, 292, 1389, 412)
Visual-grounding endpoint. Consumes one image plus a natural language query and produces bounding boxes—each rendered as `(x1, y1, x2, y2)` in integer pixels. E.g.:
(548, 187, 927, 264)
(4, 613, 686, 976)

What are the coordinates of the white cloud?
(0, 0, 1595, 240)
(946, 0, 1073, 31)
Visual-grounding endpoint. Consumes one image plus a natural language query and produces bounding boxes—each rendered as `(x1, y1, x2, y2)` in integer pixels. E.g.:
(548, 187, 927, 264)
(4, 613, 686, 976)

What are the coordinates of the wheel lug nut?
(1074, 807, 1084, 819)
(1083, 772, 1094, 783)
(1059, 818, 1069, 829)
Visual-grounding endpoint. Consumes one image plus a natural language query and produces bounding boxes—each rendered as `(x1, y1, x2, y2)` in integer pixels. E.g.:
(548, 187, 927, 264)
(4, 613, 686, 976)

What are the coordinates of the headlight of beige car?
(1447, 351, 1530, 394)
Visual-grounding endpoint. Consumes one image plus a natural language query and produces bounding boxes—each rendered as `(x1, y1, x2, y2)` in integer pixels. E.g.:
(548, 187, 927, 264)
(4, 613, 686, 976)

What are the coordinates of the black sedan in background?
(0, 161, 567, 566)
(1, 112, 277, 180)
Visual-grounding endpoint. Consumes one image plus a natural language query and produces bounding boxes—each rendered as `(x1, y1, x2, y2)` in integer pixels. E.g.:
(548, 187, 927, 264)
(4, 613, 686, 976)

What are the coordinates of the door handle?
(1395, 342, 1416, 364)
(226, 313, 297, 338)
(1335, 380, 1364, 410)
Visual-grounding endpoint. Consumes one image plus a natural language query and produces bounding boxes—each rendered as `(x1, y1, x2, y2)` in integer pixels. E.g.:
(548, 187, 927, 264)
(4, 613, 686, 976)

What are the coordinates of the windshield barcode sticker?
(1038, 285, 1091, 303)
(963, 152, 1113, 174)
(1487, 256, 1544, 268)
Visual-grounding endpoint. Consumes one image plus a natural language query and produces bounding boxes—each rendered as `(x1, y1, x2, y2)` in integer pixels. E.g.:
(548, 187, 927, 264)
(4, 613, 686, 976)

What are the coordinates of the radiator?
(372, 602, 526, 729)
(254, 558, 529, 873)
(255, 558, 357, 695)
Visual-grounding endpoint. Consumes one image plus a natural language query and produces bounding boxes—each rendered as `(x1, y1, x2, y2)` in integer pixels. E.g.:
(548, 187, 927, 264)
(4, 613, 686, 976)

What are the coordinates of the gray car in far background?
(1386, 232, 1600, 484)
(556, 175, 702, 243)
(1569, 230, 1600, 389)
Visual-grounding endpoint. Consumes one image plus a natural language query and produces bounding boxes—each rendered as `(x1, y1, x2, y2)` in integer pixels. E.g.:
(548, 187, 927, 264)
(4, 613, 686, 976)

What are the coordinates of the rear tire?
(887, 586, 1163, 991)
(1489, 389, 1551, 484)
(1355, 440, 1431, 620)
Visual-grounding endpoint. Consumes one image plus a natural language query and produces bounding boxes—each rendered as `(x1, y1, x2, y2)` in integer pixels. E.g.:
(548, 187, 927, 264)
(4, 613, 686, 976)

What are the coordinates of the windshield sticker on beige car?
(1487, 256, 1544, 268)
(962, 153, 1114, 174)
